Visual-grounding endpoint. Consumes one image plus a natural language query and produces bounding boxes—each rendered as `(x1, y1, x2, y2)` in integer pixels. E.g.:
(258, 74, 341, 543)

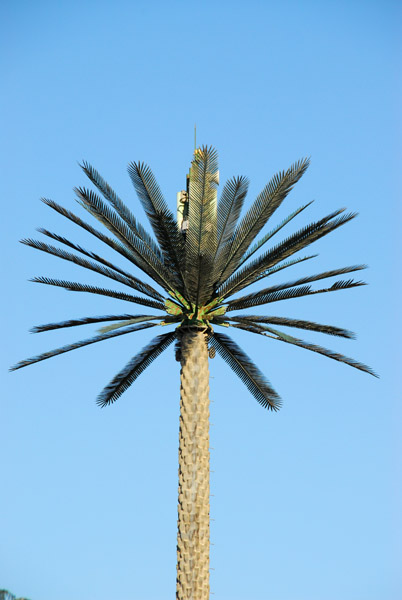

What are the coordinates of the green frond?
(21, 238, 165, 300)
(41, 198, 142, 262)
(226, 279, 365, 311)
(31, 277, 166, 310)
(226, 265, 366, 309)
(37, 228, 164, 301)
(213, 175, 249, 288)
(185, 146, 219, 306)
(260, 265, 367, 291)
(216, 158, 310, 286)
(96, 331, 176, 407)
(210, 332, 281, 410)
(219, 209, 356, 297)
(226, 284, 312, 310)
(232, 322, 377, 377)
(216, 175, 249, 253)
(127, 161, 186, 292)
(10, 323, 158, 372)
(252, 254, 318, 283)
(30, 314, 161, 333)
(98, 315, 166, 334)
(75, 187, 176, 291)
(238, 201, 314, 268)
(80, 160, 163, 260)
(227, 315, 355, 339)
(41, 198, 171, 291)
(75, 186, 141, 250)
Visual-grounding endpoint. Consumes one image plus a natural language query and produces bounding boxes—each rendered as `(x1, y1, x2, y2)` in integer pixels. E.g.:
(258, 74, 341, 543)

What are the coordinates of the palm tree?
(0, 590, 31, 600)
(12, 146, 375, 600)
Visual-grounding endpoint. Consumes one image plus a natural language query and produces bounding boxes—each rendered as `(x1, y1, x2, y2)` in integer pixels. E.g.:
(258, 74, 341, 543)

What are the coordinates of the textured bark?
(176, 328, 210, 600)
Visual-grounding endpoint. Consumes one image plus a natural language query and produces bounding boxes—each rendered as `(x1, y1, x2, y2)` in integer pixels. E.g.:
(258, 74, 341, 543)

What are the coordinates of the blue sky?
(1, 1, 400, 599)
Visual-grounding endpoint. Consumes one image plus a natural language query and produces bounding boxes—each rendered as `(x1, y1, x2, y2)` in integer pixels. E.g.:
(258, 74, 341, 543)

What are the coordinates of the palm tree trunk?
(176, 328, 210, 600)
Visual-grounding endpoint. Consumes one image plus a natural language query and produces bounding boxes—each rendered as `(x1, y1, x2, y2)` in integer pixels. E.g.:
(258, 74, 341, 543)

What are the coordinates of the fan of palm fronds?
(11, 146, 376, 409)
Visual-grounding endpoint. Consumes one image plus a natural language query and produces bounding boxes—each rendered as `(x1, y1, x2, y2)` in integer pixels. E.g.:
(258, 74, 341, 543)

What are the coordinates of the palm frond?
(21, 238, 165, 300)
(216, 158, 310, 286)
(184, 146, 219, 306)
(226, 279, 365, 311)
(75, 187, 176, 291)
(184, 147, 218, 301)
(41, 198, 141, 257)
(210, 332, 281, 410)
(238, 201, 314, 268)
(31, 277, 166, 310)
(252, 254, 318, 283)
(219, 210, 356, 297)
(31, 314, 162, 333)
(216, 175, 249, 253)
(98, 315, 170, 334)
(213, 175, 249, 288)
(232, 323, 377, 377)
(257, 265, 367, 292)
(227, 315, 355, 339)
(80, 161, 163, 259)
(10, 323, 158, 371)
(41, 198, 170, 291)
(97, 331, 176, 407)
(127, 161, 186, 290)
(209, 316, 231, 328)
(75, 186, 141, 250)
(37, 228, 164, 300)
(226, 265, 366, 309)
(226, 284, 312, 310)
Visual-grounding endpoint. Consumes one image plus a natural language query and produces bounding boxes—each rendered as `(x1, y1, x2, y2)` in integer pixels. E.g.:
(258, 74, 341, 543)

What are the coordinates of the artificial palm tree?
(12, 146, 375, 600)
(0, 590, 31, 600)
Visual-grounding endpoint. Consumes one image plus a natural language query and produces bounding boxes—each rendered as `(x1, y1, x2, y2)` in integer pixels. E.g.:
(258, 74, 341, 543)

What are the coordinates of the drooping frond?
(97, 331, 176, 407)
(227, 315, 355, 339)
(31, 277, 166, 310)
(21, 238, 165, 300)
(127, 161, 186, 291)
(80, 161, 162, 259)
(75, 187, 176, 291)
(97, 315, 178, 334)
(210, 332, 281, 410)
(231, 322, 377, 377)
(226, 279, 365, 311)
(36, 228, 164, 300)
(216, 158, 310, 286)
(10, 323, 158, 371)
(31, 314, 163, 333)
(226, 265, 366, 310)
(238, 201, 314, 268)
(219, 209, 356, 297)
(185, 146, 219, 306)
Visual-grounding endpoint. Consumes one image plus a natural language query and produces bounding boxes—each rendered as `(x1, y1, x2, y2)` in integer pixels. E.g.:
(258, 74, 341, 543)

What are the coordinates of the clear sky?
(1, 1, 400, 599)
